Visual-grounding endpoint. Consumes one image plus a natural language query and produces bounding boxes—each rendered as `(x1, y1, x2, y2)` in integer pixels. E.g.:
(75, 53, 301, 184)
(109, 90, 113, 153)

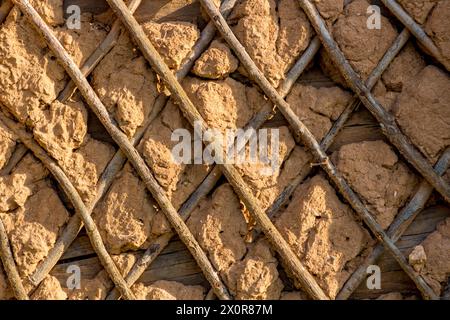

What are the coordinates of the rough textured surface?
(1, 185, 69, 277)
(0, 154, 48, 213)
(94, 164, 157, 253)
(93, 20, 198, 137)
(54, 13, 108, 67)
(183, 77, 265, 133)
(236, 127, 311, 211)
(1, 0, 447, 301)
(319, 0, 398, 88)
(141, 21, 200, 71)
(12, 154, 49, 186)
(398, 0, 437, 24)
(192, 39, 239, 79)
(132, 280, 205, 300)
(392, 66, 450, 163)
(425, 1, 450, 71)
(229, 0, 313, 87)
(187, 184, 248, 275)
(410, 218, 450, 295)
(68, 253, 137, 300)
(333, 141, 418, 229)
(188, 184, 284, 299)
(313, 0, 345, 23)
(58, 137, 115, 204)
(200, 0, 221, 21)
(0, 173, 31, 212)
(286, 84, 352, 141)
(0, 8, 66, 124)
(0, 8, 107, 125)
(225, 239, 284, 300)
(68, 274, 109, 300)
(31, 96, 111, 204)
(92, 32, 158, 138)
(29, 0, 64, 26)
(372, 82, 399, 113)
(374, 43, 426, 112)
(32, 275, 67, 300)
(0, 119, 16, 170)
(275, 175, 371, 299)
(381, 43, 426, 93)
(409, 245, 427, 272)
(141, 102, 210, 211)
(33, 100, 88, 162)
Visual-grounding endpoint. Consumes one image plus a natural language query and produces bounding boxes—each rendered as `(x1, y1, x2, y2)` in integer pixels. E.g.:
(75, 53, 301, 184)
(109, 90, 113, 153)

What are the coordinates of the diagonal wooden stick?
(201, 0, 438, 300)
(106, 37, 321, 300)
(0, 214, 28, 300)
(0, 144, 27, 176)
(58, 0, 238, 101)
(298, 0, 450, 205)
(0, 0, 12, 24)
(0, 110, 136, 300)
(379, 0, 447, 70)
(106, 0, 329, 300)
(29, 0, 239, 290)
(29, 1, 145, 289)
(57, 0, 143, 102)
(12, 0, 232, 300)
(297, 0, 443, 299)
(337, 148, 450, 299)
(253, 28, 411, 239)
(29, 0, 148, 287)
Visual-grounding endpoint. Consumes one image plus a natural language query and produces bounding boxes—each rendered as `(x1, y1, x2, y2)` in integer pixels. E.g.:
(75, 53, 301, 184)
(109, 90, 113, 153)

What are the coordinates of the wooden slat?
(52, 202, 449, 299)
(351, 205, 449, 299)
(65, 0, 201, 23)
(352, 271, 418, 299)
(52, 240, 205, 287)
(11, 0, 447, 299)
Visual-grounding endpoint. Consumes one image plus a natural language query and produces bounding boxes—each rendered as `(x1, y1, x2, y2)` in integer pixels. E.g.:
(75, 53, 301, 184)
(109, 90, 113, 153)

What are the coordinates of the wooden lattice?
(0, 0, 449, 300)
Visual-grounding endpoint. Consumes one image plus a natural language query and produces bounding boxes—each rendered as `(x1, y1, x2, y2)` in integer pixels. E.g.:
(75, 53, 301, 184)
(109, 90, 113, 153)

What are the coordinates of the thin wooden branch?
(32, 0, 153, 284)
(176, 0, 238, 79)
(29, 0, 239, 292)
(299, 0, 450, 205)
(337, 147, 450, 299)
(261, 28, 411, 230)
(379, 0, 447, 69)
(201, 0, 438, 300)
(0, 216, 28, 300)
(278, 36, 321, 96)
(0, 143, 27, 176)
(0, 0, 13, 24)
(29, 95, 168, 289)
(57, 0, 143, 102)
(32, 1, 151, 285)
(12, 0, 232, 300)
(107, 0, 329, 300)
(0, 111, 136, 300)
(58, 0, 237, 102)
(295, 0, 442, 299)
(105, 35, 319, 300)
(105, 166, 222, 300)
